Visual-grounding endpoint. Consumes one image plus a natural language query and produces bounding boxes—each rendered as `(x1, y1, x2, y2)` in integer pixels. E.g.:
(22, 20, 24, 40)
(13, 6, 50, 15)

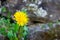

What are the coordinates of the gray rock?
(0, 34, 4, 40)
(41, 0, 60, 21)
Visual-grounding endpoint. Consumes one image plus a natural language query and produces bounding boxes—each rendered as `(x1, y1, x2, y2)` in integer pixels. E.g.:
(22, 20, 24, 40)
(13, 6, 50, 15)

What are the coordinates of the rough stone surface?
(41, 0, 60, 21)
(0, 35, 4, 40)
(27, 24, 60, 40)
(1, 0, 60, 22)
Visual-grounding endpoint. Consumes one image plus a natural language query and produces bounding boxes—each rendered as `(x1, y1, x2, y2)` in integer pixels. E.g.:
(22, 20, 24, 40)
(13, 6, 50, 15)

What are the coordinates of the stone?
(0, 34, 4, 40)
(27, 24, 60, 40)
(41, 0, 60, 21)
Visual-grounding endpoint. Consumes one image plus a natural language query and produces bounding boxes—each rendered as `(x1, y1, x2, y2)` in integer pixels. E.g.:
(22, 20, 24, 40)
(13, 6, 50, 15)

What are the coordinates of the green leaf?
(0, 28, 7, 36)
(23, 31, 27, 37)
(7, 11, 11, 18)
(13, 33, 16, 37)
(11, 23, 19, 33)
(7, 30, 13, 38)
(56, 20, 60, 25)
(24, 35, 27, 40)
(14, 37, 18, 40)
(21, 8, 27, 13)
(2, 7, 7, 12)
(41, 24, 45, 29)
(48, 22, 53, 28)
(13, 33, 18, 40)
(23, 26, 28, 31)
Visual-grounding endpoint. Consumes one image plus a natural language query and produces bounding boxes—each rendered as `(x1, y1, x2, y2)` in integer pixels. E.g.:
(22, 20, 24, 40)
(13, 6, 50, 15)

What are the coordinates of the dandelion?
(13, 11, 29, 26)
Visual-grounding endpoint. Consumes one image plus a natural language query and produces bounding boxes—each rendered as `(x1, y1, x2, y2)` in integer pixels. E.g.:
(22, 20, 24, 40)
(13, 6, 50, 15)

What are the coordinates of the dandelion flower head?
(14, 11, 29, 26)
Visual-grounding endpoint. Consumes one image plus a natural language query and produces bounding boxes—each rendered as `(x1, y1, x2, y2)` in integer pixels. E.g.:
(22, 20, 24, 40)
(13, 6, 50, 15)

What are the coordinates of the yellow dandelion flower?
(13, 11, 29, 26)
